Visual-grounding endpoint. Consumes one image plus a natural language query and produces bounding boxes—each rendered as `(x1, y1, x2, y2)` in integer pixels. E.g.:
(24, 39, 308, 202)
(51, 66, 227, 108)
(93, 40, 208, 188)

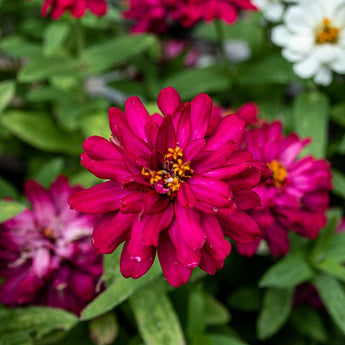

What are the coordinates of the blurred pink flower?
(237, 121, 332, 257)
(41, 0, 107, 20)
(68, 87, 269, 287)
(123, 0, 256, 33)
(0, 176, 102, 315)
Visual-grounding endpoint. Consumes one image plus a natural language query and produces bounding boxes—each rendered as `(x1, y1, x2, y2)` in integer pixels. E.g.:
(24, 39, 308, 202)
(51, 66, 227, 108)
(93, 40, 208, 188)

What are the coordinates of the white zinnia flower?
(271, 0, 345, 85)
(253, 0, 297, 22)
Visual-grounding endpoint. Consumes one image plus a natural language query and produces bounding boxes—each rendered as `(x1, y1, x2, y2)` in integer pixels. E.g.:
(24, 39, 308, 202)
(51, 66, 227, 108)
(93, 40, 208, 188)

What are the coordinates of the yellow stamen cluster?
(142, 146, 193, 197)
(316, 18, 339, 44)
(267, 160, 288, 188)
(42, 228, 55, 239)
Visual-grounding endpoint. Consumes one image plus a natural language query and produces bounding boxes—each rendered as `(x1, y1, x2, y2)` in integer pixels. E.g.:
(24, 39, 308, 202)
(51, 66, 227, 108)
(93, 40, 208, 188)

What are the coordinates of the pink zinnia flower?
(237, 121, 332, 257)
(0, 176, 103, 315)
(41, 0, 107, 20)
(176, 0, 257, 28)
(68, 87, 270, 287)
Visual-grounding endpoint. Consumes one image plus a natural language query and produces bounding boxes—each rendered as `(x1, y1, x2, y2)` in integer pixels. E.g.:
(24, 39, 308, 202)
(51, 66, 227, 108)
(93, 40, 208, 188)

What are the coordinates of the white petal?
(285, 6, 317, 33)
(271, 26, 291, 47)
(287, 34, 314, 54)
(314, 66, 333, 85)
(32, 248, 51, 278)
(282, 48, 304, 62)
(265, 3, 284, 22)
(293, 54, 320, 78)
(333, 5, 345, 27)
(331, 51, 345, 73)
(313, 45, 338, 64)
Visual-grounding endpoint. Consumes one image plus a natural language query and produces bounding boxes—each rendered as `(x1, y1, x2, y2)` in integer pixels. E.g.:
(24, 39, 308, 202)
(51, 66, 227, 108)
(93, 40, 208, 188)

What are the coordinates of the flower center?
(267, 160, 288, 188)
(316, 18, 340, 44)
(42, 227, 55, 240)
(142, 146, 193, 198)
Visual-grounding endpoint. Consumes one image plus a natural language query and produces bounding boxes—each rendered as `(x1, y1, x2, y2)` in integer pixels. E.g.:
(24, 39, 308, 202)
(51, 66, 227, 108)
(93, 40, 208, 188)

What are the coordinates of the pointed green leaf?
(0, 177, 18, 199)
(130, 283, 185, 345)
(314, 273, 345, 335)
(31, 157, 64, 188)
(204, 292, 231, 326)
(207, 334, 248, 345)
(0, 200, 26, 223)
(315, 259, 345, 284)
(81, 261, 161, 320)
(228, 286, 262, 311)
(325, 232, 345, 263)
(292, 91, 329, 157)
(259, 252, 313, 288)
(0, 80, 15, 114)
(257, 288, 293, 340)
(43, 22, 70, 56)
(0, 331, 31, 345)
(331, 169, 345, 200)
(1, 111, 82, 155)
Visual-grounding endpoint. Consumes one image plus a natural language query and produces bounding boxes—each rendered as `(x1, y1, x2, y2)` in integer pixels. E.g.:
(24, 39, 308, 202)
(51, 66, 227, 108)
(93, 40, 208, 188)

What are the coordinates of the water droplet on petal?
(131, 256, 142, 262)
(213, 207, 218, 212)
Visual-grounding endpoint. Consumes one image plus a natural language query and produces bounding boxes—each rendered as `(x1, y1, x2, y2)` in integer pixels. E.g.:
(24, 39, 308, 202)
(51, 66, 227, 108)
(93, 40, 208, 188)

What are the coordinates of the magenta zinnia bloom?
(237, 121, 332, 257)
(68, 87, 269, 287)
(0, 176, 102, 315)
(176, 0, 257, 28)
(41, 0, 107, 20)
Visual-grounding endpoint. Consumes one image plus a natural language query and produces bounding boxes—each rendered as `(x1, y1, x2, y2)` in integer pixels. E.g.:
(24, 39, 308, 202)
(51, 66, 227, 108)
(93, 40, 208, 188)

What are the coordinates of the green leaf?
(331, 101, 345, 127)
(207, 334, 248, 345)
(1, 111, 82, 155)
(89, 313, 118, 345)
(315, 259, 345, 284)
(325, 232, 345, 263)
(80, 112, 111, 139)
(257, 288, 293, 340)
(0, 80, 15, 114)
(292, 91, 329, 157)
(0, 306, 78, 339)
(18, 57, 75, 82)
(331, 169, 345, 200)
(228, 286, 262, 312)
(259, 252, 314, 288)
(0, 200, 26, 223)
(186, 286, 205, 339)
(31, 157, 64, 188)
(81, 261, 161, 320)
(83, 35, 157, 74)
(163, 66, 229, 100)
(0, 177, 18, 199)
(0, 36, 41, 58)
(0, 331, 31, 345)
(204, 292, 231, 326)
(291, 306, 328, 343)
(129, 283, 185, 345)
(43, 22, 70, 56)
(314, 273, 345, 335)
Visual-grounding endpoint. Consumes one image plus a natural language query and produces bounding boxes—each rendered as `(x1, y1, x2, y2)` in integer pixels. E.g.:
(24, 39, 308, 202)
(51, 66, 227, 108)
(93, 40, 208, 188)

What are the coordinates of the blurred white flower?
(253, 0, 296, 22)
(271, 0, 345, 85)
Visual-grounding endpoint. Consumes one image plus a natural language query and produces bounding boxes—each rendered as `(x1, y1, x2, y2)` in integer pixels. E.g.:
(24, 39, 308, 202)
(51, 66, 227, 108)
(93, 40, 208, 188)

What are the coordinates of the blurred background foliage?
(1, 0, 345, 344)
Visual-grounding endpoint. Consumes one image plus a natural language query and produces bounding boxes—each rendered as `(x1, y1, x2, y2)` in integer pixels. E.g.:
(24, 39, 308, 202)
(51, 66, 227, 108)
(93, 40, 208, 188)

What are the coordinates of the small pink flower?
(0, 176, 103, 315)
(237, 121, 332, 257)
(68, 87, 270, 287)
(41, 0, 107, 20)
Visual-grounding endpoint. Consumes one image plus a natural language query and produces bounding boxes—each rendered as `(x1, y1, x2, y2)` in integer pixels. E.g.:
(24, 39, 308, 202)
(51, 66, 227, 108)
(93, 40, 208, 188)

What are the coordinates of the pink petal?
(70, 270, 95, 301)
(236, 102, 259, 125)
(189, 93, 212, 141)
(120, 241, 155, 279)
(173, 102, 191, 150)
(177, 182, 196, 208)
(203, 163, 250, 179)
(205, 115, 245, 150)
(68, 181, 130, 214)
(157, 232, 192, 287)
(25, 180, 55, 228)
(199, 250, 224, 275)
(232, 190, 261, 210)
(220, 210, 260, 244)
(32, 248, 51, 278)
(157, 87, 181, 116)
(156, 115, 176, 155)
(175, 202, 206, 250)
(83, 136, 122, 160)
(92, 211, 134, 253)
(143, 191, 170, 214)
(120, 192, 144, 214)
(265, 223, 290, 256)
(125, 96, 151, 140)
(226, 166, 262, 191)
(168, 221, 201, 268)
(87, 0, 107, 16)
(236, 237, 261, 257)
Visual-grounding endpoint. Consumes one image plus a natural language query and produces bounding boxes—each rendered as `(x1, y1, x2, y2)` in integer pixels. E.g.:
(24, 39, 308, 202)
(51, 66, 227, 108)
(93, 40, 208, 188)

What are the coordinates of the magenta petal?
(25, 180, 55, 228)
(205, 115, 245, 150)
(92, 211, 134, 253)
(127, 218, 155, 262)
(120, 241, 155, 279)
(83, 136, 122, 160)
(70, 270, 95, 301)
(190, 93, 212, 141)
(177, 182, 196, 208)
(120, 192, 144, 214)
(232, 190, 261, 210)
(88, 0, 107, 16)
(173, 103, 191, 150)
(236, 102, 259, 125)
(199, 250, 224, 275)
(201, 214, 231, 261)
(265, 223, 290, 256)
(156, 115, 176, 154)
(125, 96, 151, 140)
(157, 87, 181, 116)
(236, 237, 261, 257)
(32, 248, 51, 278)
(175, 202, 206, 250)
(203, 163, 250, 179)
(188, 174, 231, 208)
(220, 210, 260, 244)
(168, 221, 201, 268)
(143, 190, 170, 215)
(184, 138, 205, 161)
(157, 233, 192, 287)
(142, 205, 174, 246)
(68, 181, 129, 214)
(226, 166, 262, 191)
